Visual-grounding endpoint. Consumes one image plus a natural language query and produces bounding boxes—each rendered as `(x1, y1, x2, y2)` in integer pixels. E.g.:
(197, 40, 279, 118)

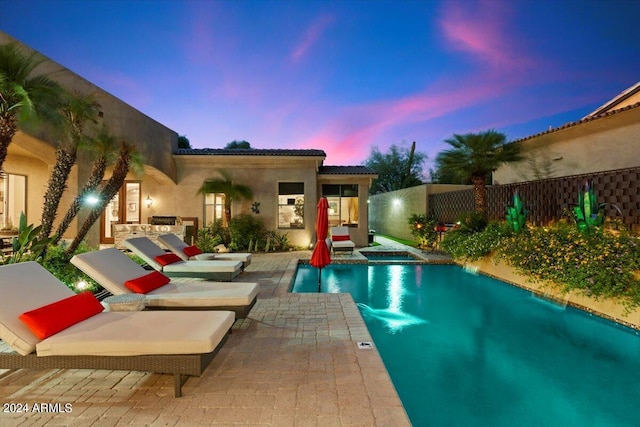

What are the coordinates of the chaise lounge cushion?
(19, 291, 104, 339)
(123, 237, 243, 280)
(125, 271, 171, 294)
(0, 261, 77, 355)
(157, 233, 251, 266)
(35, 310, 234, 357)
(329, 226, 355, 251)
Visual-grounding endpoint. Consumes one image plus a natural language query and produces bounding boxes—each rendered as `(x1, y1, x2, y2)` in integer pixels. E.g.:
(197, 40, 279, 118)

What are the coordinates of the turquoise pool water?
(293, 263, 640, 427)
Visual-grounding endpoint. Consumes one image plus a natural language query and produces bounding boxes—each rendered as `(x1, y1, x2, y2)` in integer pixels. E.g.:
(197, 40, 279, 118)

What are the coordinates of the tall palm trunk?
(66, 142, 133, 256)
(0, 112, 17, 172)
(53, 156, 107, 244)
(472, 174, 487, 214)
(40, 146, 78, 239)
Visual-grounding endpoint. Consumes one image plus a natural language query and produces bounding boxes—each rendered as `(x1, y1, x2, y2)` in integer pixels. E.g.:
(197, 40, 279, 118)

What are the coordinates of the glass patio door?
(100, 181, 140, 244)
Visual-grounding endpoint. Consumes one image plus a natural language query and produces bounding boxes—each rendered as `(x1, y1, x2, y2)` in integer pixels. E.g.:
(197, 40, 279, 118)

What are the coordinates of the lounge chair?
(71, 248, 258, 318)
(157, 233, 251, 269)
(123, 237, 242, 281)
(0, 261, 234, 397)
(329, 226, 356, 254)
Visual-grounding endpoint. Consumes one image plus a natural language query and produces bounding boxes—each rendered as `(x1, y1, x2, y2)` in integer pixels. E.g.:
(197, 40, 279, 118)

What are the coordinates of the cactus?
(573, 180, 604, 233)
(505, 191, 527, 232)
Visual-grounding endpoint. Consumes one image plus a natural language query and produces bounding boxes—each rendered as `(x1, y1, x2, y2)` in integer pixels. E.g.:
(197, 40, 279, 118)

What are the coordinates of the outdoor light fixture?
(393, 198, 401, 207)
(85, 195, 99, 205)
(145, 195, 153, 207)
(75, 280, 88, 291)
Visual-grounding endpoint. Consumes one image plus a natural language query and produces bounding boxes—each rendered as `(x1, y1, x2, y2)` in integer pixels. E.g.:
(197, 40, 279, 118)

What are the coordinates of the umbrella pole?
(318, 268, 322, 293)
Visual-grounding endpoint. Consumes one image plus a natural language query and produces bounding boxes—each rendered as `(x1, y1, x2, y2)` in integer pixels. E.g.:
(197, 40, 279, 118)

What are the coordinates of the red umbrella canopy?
(310, 197, 331, 269)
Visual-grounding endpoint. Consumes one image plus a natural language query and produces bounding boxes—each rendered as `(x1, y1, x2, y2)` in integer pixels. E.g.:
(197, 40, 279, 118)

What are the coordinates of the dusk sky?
(2, 0, 640, 171)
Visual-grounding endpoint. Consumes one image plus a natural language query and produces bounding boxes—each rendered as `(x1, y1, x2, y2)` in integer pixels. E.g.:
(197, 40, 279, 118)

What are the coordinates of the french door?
(100, 181, 141, 244)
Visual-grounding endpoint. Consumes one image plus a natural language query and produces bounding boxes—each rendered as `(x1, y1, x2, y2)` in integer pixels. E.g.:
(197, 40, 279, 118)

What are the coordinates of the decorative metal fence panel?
(429, 166, 640, 228)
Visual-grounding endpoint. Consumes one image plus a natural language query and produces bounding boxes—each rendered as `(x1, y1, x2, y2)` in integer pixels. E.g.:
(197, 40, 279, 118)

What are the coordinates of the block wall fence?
(429, 166, 640, 229)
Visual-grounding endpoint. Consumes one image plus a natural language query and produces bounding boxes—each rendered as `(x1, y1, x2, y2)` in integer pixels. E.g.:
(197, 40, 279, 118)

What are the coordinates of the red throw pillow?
(19, 291, 104, 340)
(183, 245, 203, 257)
(124, 271, 171, 294)
(332, 235, 350, 241)
(154, 253, 182, 266)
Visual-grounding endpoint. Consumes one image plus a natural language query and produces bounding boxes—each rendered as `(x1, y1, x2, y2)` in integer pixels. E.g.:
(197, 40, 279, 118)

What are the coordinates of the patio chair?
(157, 233, 251, 269)
(329, 226, 356, 254)
(0, 261, 234, 397)
(71, 248, 258, 318)
(123, 237, 242, 281)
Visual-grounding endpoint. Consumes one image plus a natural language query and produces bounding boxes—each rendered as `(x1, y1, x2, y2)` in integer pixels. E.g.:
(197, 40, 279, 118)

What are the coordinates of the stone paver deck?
(0, 246, 415, 426)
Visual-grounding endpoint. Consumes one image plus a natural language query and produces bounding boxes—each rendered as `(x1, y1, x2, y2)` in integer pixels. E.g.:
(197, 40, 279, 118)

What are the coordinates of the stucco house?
(0, 32, 376, 250)
(494, 81, 640, 184)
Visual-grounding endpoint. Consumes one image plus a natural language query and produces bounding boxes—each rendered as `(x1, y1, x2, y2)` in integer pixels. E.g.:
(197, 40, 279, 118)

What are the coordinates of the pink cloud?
(438, 0, 532, 71)
(290, 14, 335, 64)
(298, 75, 513, 165)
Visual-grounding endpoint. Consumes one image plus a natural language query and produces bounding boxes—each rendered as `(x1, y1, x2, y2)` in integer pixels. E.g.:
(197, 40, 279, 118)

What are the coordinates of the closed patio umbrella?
(310, 197, 331, 292)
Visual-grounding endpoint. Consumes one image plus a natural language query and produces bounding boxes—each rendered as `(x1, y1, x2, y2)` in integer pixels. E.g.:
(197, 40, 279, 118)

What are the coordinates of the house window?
(278, 182, 304, 229)
(204, 193, 225, 226)
(0, 173, 26, 230)
(322, 184, 359, 227)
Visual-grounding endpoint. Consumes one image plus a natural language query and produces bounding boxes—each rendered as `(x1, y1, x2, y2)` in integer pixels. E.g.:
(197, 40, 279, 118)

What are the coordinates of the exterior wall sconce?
(145, 195, 153, 208)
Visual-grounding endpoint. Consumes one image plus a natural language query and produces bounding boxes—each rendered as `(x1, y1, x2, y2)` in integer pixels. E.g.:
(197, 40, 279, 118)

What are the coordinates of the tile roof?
(176, 148, 326, 157)
(586, 80, 640, 117)
(319, 165, 377, 175)
(510, 101, 640, 145)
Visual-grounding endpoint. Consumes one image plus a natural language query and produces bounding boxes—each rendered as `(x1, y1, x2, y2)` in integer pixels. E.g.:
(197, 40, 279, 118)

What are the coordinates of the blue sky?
(2, 0, 639, 170)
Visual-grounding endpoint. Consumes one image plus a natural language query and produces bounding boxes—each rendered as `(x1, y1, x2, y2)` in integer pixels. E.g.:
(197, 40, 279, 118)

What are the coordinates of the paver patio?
(0, 248, 412, 426)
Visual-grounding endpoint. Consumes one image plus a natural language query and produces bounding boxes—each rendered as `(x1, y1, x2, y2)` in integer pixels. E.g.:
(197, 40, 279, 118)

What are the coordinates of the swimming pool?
(292, 263, 640, 426)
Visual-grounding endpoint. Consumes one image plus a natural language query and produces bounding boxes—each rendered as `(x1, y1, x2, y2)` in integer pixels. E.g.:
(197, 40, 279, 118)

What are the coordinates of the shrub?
(455, 211, 488, 233)
(229, 214, 266, 251)
(41, 241, 99, 292)
(498, 223, 640, 306)
(441, 221, 512, 261)
(196, 219, 229, 252)
(407, 213, 438, 250)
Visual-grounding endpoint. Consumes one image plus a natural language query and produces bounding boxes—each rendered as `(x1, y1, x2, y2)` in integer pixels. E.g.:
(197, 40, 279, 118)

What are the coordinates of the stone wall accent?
(113, 224, 184, 250)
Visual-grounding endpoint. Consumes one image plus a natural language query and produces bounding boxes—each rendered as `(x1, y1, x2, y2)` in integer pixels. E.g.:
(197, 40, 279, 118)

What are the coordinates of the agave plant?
(573, 180, 605, 234)
(505, 191, 527, 232)
(1, 212, 54, 264)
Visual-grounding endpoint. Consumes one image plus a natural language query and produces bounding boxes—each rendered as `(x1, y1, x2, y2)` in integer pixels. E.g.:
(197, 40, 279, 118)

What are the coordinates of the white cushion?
(35, 310, 234, 356)
(123, 237, 167, 271)
(146, 281, 258, 308)
(124, 237, 242, 274)
(157, 233, 251, 264)
(332, 240, 355, 249)
(330, 226, 352, 237)
(0, 262, 75, 355)
(72, 248, 150, 295)
(162, 260, 241, 274)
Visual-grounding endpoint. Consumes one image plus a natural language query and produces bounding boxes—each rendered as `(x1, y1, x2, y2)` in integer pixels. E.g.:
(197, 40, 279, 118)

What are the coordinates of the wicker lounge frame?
(0, 333, 228, 397)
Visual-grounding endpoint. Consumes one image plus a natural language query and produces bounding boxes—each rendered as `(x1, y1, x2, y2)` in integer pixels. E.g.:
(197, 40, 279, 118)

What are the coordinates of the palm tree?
(198, 169, 253, 225)
(66, 140, 141, 256)
(0, 42, 63, 172)
(40, 91, 100, 239)
(436, 130, 522, 214)
(53, 125, 117, 244)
